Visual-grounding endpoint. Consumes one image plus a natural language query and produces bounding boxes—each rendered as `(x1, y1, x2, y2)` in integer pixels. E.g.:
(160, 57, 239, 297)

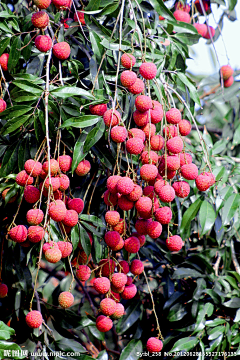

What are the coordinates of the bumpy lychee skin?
(166, 235, 183, 252)
(111, 126, 128, 143)
(159, 155, 180, 171)
(99, 259, 116, 277)
(107, 175, 121, 194)
(147, 221, 162, 239)
(89, 103, 107, 116)
(135, 196, 152, 214)
(96, 315, 113, 332)
(105, 231, 121, 249)
(26, 209, 44, 225)
(75, 159, 91, 176)
(130, 259, 144, 275)
(128, 128, 146, 142)
(24, 186, 40, 204)
(58, 291, 74, 308)
(73, 11, 85, 24)
(117, 260, 129, 274)
(109, 290, 121, 303)
(166, 108, 181, 124)
(135, 218, 149, 235)
(126, 138, 144, 155)
(202, 172, 215, 186)
(117, 177, 134, 195)
(179, 119, 192, 136)
(112, 273, 128, 288)
(141, 123, 156, 138)
(150, 135, 164, 151)
(42, 159, 59, 175)
(128, 78, 145, 94)
(158, 184, 175, 203)
(34, 0, 51, 9)
(173, 10, 191, 23)
(93, 277, 110, 294)
(43, 241, 58, 254)
(44, 177, 60, 192)
(180, 153, 192, 167)
(49, 200, 67, 222)
(204, 26, 215, 40)
(0, 283, 8, 298)
(113, 218, 126, 234)
(105, 211, 120, 226)
(111, 284, 125, 294)
(155, 207, 172, 224)
(52, 0, 69, 9)
(68, 198, 84, 214)
(58, 241, 73, 257)
(53, 42, 71, 60)
(146, 338, 163, 353)
(104, 190, 118, 206)
(127, 184, 143, 202)
(0, 99, 7, 113)
(181, 163, 198, 180)
(28, 226, 45, 243)
(31, 11, 49, 29)
(103, 109, 121, 127)
(45, 247, 62, 263)
(167, 136, 183, 154)
(172, 181, 190, 198)
(195, 174, 210, 191)
(120, 70, 137, 87)
(112, 303, 125, 319)
(121, 53, 136, 69)
(76, 265, 91, 281)
(140, 164, 158, 182)
(224, 76, 234, 88)
(111, 237, 124, 251)
(9, 225, 27, 243)
(100, 298, 116, 316)
(24, 160, 42, 177)
(135, 95, 153, 112)
(58, 155, 72, 173)
(35, 35, 52, 52)
(58, 174, 70, 191)
(62, 209, 78, 227)
(163, 125, 178, 138)
(118, 196, 133, 212)
(26, 311, 43, 328)
(124, 236, 140, 253)
(121, 284, 137, 300)
(132, 232, 146, 247)
(150, 105, 164, 124)
(133, 110, 148, 127)
(139, 62, 157, 80)
(194, 23, 207, 37)
(141, 151, 158, 165)
(0, 53, 9, 71)
(220, 65, 234, 80)
(16, 170, 33, 186)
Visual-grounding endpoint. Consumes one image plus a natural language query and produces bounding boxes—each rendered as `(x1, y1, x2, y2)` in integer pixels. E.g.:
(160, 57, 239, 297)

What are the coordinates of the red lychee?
(135, 95, 152, 112)
(42, 159, 59, 175)
(173, 10, 190, 23)
(172, 181, 190, 198)
(58, 241, 73, 257)
(121, 284, 137, 300)
(126, 138, 144, 155)
(150, 105, 163, 124)
(133, 110, 148, 127)
(146, 338, 163, 353)
(128, 78, 145, 94)
(166, 235, 183, 251)
(58, 291, 74, 308)
(24, 159, 42, 177)
(16, 170, 33, 186)
(74, 11, 85, 25)
(113, 218, 126, 234)
(127, 184, 143, 202)
(31, 11, 49, 28)
(107, 175, 121, 194)
(58, 155, 72, 172)
(0, 53, 9, 71)
(44, 177, 60, 192)
(141, 151, 158, 165)
(167, 136, 183, 154)
(76, 265, 91, 281)
(195, 174, 210, 191)
(111, 273, 128, 288)
(140, 164, 158, 182)
(28, 226, 45, 243)
(33, 0, 51, 9)
(135, 196, 152, 214)
(120, 70, 137, 87)
(158, 184, 175, 203)
(35, 35, 52, 52)
(139, 62, 157, 80)
(150, 135, 164, 151)
(166, 108, 181, 124)
(112, 303, 125, 319)
(204, 26, 215, 39)
(26, 209, 44, 225)
(52, 0, 69, 9)
(130, 259, 144, 275)
(111, 236, 124, 251)
(163, 125, 178, 138)
(58, 174, 70, 191)
(26, 311, 43, 328)
(0, 283, 8, 298)
(117, 260, 130, 274)
(220, 65, 234, 80)
(180, 153, 192, 166)
(75, 159, 91, 176)
(53, 42, 71, 60)
(117, 177, 134, 195)
(100, 298, 116, 316)
(0, 99, 7, 113)
(99, 259, 116, 277)
(62, 209, 78, 227)
(121, 53, 136, 69)
(111, 126, 128, 143)
(68, 198, 84, 214)
(93, 277, 110, 294)
(89, 103, 107, 116)
(128, 128, 146, 142)
(135, 218, 150, 235)
(96, 315, 113, 332)
(105, 231, 121, 249)
(24, 186, 40, 204)
(195, 0, 211, 14)
(154, 206, 172, 224)
(179, 119, 191, 136)
(124, 236, 140, 253)
(45, 247, 62, 263)
(194, 23, 207, 37)
(9, 225, 27, 243)
(49, 200, 67, 222)
(147, 221, 162, 239)
(141, 123, 156, 138)
(104, 190, 118, 206)
(181, 163, 198, 180)
(132, 232, 146, 247)
(103, 109, 121, 127)
(43, 241, 58, 254)
(224, 76, 234, 88)
(105, 211, 120, 226)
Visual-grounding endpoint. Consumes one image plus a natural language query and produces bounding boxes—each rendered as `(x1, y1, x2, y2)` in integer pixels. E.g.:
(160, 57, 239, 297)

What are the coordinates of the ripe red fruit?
(26, 311, 43, 328)
(24, 186, 40, 204)
(195, 174, 210, 191)
(117, 177, 134, 195)
(105, 211, 120, 226)
(133, 110, 148, 127)
(103, 109, 121, 127)
(179, 119, 191, 136)
(194, 23, 207, 37)
(111, 237, 124, 251)
(175, 2, 191, 12)
(139, 62, 157, 80)
(93, 277, 110, 294)
(100, 298, 116, 316)
(107, 175, 121, 194)
(124, 236, 140, 253)
(163, 125, 178, 138)
(68, 198, 84, 214)
(45, 247, 62, 263)
(220, 65, 234, 80)
(146, 337, 163, 353)
(135, 218, 150, 235)
(126, 138, 144, 155)
(130, 259, 144, 275)
(24, 160, 42, 177)
(9, 225, 27, 243)
(128, 128, 146, 142)
(89, 103, 107, 116)
(202, 172, 215, 186)
(180, 153, 192, 166)
(0, 53, 9, 71)
(166, 235, 183, 252)
(118, 196, 134, 211)
(120, 70, 137, 87)
(16, 170, 33, 186)
(172, 181, 190, 198)
(42, 159, 59, 175)
(150, 135, 164, 151)
(127, 184, 143, 202)
(75, 159, 91, 176)
(33, 0, 51, 9)
(141, 151, 158, 165)
(52, 0, 69, 9)
(58, 241, 72, 257)
(0, 99, 7, 113)
(135, 95, 152, 112)
(224, 76, 234, 88)
(121, 53, 136, 68)
(111, 126, 128, 143)
(58, 155, 72, 172)
(117, 260, 129, 274)
(31, 11, 49, 29)
(74, 11, 85, 25)
(173, 10, 190, 23)
(121, 284, 137, 300)
(159, 155, 180, 171)
(28, 226, 45, 243)
(195, 0, 211, 15)
(147, 221, 162, 239)
(26, 209, 44, 225)
(143, 186, 154, 199)
(104, 190, 118, 206)
(128, 78, 145, 94)
(43, 241, 58, 254)
(155, 206, 172, 224)
(53, 42, 71, 60)
(49, 200, 67, 222)
(44, 177, 60, 192)
(135, 196, 152, 214)
(140, 164, 158, 182)
(62, 210, 78, 227)
(158, 184, 175, 203)
(111, 273, 128, 288)
(112, 303, 125, 319)
(76, 265, 91, 281)
(181, 163, 198, 180)
(96, 315, 113, 332)
(0, 283, 8, 298)
(150, 105, 163, 124)
(132, 232, 145, 247)
(167, 136, 183, 154)
(105, 231, 121, 249)
(204, 26, 215, 39)
(166, 108, 181, 124)
(58, 291, 74, 308)
(141, 123, 156, 138)
(58, 174, 70, 191)
(99, 259, 116, 277)
(113, 218, 126, 234)
(35, 35, 52, 52)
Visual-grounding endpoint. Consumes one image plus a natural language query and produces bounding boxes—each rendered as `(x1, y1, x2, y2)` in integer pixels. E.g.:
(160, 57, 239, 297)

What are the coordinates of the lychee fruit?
(93, 277, 110, 294)
(57, 241, 73, 257)
(130, 259, 144, 275)
(180, 153, 192, 166)
(133, 110, 148, 127)
(53, 42, 71, 60)
(124, 236, 140, 253)
(195, 174, 210, 191)
(103, 109, 121, 127)
(105, 211, 120, 226)
(118, 196, 134, 211)
(121, 284, 137, 300)
(132, 232, 146, 247)
(150, 135, 164, 151)
(158, 184, 175, 203)
(140, 164, 158, 182)
(89, 103, 107, 116)
(113, 218, 126, 234)
(181, 163, 198, 180)
(9, 225, 27, 243)
(58, 291, 74, 308)
(128, 128, 146, 142)
(141, 151, 158, 165)
(150, 104, 163, 124)
(204, 26, 215, 39)
(28, 226, 45, 243)
(99, 259, 116, 277)
(75, 159, 91, 176)
(26, 209, 44, 225)
(45, 247, 62, 263)
(104, 190, 118, 206)
(0, 99, 7, 113)
(128, 78, 145, 94)
(111, 273, 128, 288)
(31, 11, 49, 28)
(202, 172, 215, 186)
(166, 235, 183, 251)
(121, 53, 136, 69)
(135, 196, 152, 214)
(52, 0, 69, 9)
(111, 126, 128, 143)
(172, 181, 190, 198)
(117, 177, 134, 195)
(112, 303, 125, 319)
(167, 136, 183, 154)
(62, 209, 78, 227)
(24, 186, 40, 204)
(163, 125, 178, 138)
(24, 159, 42, 177)
(43, 241, 58, 254)
(58, 155, 72, 172)
(154, 206, 172, 224)
(126, 276, 133, 285)
(173, 10, 190, 23)
(42, 159, 59, 175)
(0, 53, 9, 71)
(35, 35, 52, 52)
(194, 23, 208, 37)
(68, 198, 84, 214)
(117, 260, 129, 274)
(139, 62, 157, 80)
(49, 200, 67, 222)
(26, 311, 43, 328)
(73, 11, 85, 25)
(146, 338, 163, 353)
(0, 283, 8, 298)
(135, 95, 152, 112)
(120, 70, 137, 87)
(127, 184, 143, 202)
(44, 177, 60, 192)
(100, 298, 116, 316)
(107, 175, 121, 194)
(105, 231, 121, 249)
(76, 265, 91, 281)
(135, 218, 150, 235)
(141, 123, 156, 138)
(111, 237, 124, 251)
(224, 76, 234, 88)
(179, 119, 191, 136)
(96, 315, 113, 332)
(16, 170, 33, 186)
(220, 65, 234, 80)
(166, 108, 181, 124)
(33, 0, 51, 9)
(126, 138, 144, 155)
(58, 174, 70, 191)
(147, 221, 162, 239)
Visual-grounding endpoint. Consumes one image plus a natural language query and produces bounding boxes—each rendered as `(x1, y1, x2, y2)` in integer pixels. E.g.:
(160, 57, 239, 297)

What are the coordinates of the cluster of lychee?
(220, 65, 234, 88)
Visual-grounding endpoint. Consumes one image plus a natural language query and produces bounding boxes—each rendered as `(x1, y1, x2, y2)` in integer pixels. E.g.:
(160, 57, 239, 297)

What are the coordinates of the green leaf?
(101, 2, 119, 15)
(0, 114, 32, 136)
(234, 309, 240, 322)
(149, 0, 176, 21)
(89, 325, 105, 341)
(119, 339, 143, 360)
(12, 80, 43, 95)
(174, 32, 201, 45)
(199, 201, 216, 236)
(212, 140, 228, 155)
(221, 194, 240, 226)
(71, 225, 79, 251)
(0, 143, 19, 177)
(56, 338, 87, 354)
(229, 0, 237, 11)
(171, 337, 198, 352)
(72, 131, 88, 173)
(97, 350, 108, 360)
(51, 86, 95, 100)
(22, 34, 32, 61)
(0, 341, 25, 359)
(176, 72, 201, 105)
(116, 301, 141, 335)
(8, 36, 21, 72)
(233, 124, 240, 146)
(180, 198, 202, 238)
(172, 268, 204, 279)
(208, 326, 225, 340)
(0, 322, 15, 341)
(223, 298, 240, 308)
(85, 0, 101, 11)
(61, 115, 100, 129)
(79, 225, 92, 257)
(79, 214, 105, 228)
(83, 119, 105, 153)
(0, 37, 10, 57)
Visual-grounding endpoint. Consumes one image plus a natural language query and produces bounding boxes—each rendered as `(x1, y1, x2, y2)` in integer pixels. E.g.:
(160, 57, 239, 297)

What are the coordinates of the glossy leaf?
(116, 301, 141, 335)
(83, 119, 105, 153)
(61, 115, 100, 129)
(171, 337, 198, 352)
(119, 339, 143, 360)
(180, 198, 202, 238)
(51, 86, 95, 100)
(8, 36, 21, 72)
(221, 194, 240, 226)
(199, 201, 216, 236)
(79, 225, 92, 257)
